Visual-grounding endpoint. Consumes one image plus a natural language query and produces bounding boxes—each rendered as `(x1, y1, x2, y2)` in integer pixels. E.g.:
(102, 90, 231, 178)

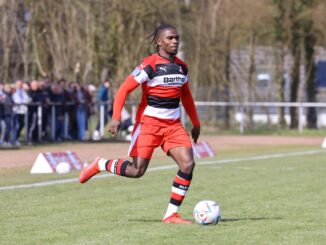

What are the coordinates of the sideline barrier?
(30, 151, 83, 174)
(193, 141, 215, 158)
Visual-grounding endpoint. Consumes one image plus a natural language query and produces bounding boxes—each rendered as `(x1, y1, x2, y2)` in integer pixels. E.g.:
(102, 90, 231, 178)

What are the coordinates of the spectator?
(67, 81, 78, 139)
(87, 83, 97, 98)
(85, 83, 95, 137)
(49, 82, 65, 141)
(93, 79, 111, 140)
(39, 78, 51, 140)
(2, 84, 15, 147)
(58, 78, 73, 140)
(28, 80, 44, 143)
(22, 81, 30, 92)
(85, 83, 95, 119)
(0, 82, 5, 144)
(12, 80, 31, 145)
(71, 82, 92, 141)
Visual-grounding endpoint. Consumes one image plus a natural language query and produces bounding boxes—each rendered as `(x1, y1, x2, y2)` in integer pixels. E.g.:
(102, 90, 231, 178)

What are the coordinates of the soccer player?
(79, 24, 200, 224)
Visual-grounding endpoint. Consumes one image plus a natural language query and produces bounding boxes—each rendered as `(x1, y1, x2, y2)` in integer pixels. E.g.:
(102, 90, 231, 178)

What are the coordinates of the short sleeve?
(130, 56, 156, 84)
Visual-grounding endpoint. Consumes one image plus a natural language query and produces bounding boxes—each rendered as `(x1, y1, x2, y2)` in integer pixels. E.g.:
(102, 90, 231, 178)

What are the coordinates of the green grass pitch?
(1, 146, 326, 245)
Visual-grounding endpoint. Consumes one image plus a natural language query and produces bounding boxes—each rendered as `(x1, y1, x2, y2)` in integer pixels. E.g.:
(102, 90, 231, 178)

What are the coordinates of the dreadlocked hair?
(148, 24, 176, 50)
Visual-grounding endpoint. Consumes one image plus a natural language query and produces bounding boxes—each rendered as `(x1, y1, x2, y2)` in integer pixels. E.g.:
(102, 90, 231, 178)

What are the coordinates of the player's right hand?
(108, 120, 121, 136)
(191, 126, 200, 144)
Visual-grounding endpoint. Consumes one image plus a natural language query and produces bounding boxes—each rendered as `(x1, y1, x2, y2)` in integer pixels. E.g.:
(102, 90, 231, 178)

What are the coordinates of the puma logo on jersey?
(159, 67, 167, 72)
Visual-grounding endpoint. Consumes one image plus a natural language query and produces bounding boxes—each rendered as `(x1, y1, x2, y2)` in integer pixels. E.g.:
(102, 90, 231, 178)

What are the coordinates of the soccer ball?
(193, 200, 221, 225)
(55, 162, 71, 174)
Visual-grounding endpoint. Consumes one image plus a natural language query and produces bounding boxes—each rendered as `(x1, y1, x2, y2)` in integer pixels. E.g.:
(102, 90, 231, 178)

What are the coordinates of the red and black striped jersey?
(112, 53, 200, 127)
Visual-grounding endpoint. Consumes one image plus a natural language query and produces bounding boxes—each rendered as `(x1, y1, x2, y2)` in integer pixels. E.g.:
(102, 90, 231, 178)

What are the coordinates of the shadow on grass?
(221, 217, 282, 222)
(129, 217, 282, 223)
(128, 218, 162, 223)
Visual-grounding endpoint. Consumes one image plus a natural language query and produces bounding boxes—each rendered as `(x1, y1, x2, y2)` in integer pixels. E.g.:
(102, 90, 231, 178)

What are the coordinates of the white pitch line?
(0, 149, 324, 191)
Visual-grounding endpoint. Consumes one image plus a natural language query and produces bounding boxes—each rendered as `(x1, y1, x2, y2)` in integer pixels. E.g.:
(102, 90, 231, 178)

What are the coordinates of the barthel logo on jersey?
(164, 76, 186, 83)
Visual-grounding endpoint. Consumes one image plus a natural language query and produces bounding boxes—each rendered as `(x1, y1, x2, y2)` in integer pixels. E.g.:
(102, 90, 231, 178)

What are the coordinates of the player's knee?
(132, 168, 146, 178)
(181, 159, 195, 174)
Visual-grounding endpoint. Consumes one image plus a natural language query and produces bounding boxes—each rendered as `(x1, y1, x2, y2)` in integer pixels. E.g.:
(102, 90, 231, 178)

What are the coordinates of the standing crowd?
(0, 78, 116, 147)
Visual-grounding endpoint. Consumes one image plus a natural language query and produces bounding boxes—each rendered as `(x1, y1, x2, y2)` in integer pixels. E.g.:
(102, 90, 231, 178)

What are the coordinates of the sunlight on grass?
(1, 146, 326, 244)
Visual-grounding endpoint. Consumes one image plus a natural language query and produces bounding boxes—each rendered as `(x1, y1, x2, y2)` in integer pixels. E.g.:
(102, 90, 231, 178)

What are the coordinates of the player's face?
(157, 28, 179, 55)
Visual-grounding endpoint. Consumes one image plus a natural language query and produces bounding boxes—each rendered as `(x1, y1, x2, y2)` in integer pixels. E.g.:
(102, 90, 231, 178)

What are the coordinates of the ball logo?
(193, 200, 221, 225)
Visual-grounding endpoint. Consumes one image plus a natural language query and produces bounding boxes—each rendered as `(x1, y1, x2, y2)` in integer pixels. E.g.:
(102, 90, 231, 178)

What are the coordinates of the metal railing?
(181, 101, 326, 133)
(2, 100, 326, 145)
(0, 101, 113, 144)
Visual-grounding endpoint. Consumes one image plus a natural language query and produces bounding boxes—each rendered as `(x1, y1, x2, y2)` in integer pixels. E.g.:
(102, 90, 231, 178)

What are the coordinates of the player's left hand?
(191, 126, 200, 144)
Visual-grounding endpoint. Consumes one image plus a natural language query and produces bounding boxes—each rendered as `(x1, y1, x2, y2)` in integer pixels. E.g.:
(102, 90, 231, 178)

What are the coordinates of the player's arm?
(109, 76, 139, 135)
(181, 82, 200, 143)
(109, 60, 151, 135)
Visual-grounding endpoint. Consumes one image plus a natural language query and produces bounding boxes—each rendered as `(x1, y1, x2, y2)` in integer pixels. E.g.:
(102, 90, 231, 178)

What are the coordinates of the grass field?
(1, 145, 326, 245)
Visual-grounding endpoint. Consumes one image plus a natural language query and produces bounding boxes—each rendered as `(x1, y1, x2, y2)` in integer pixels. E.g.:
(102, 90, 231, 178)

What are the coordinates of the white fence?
(2, 101, 325, 145)
(178, 101, 326, 133)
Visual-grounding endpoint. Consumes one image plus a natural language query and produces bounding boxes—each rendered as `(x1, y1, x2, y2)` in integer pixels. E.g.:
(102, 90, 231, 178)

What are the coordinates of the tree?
(0, 0, 19, 82)
(274, 0, 319, 129)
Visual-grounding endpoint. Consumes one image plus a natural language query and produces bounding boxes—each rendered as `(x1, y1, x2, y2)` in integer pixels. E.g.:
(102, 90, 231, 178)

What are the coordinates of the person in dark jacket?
(49, 82, 65, 141)
(58, 78, 73, 140)
(0, 82, 5, 144)
(70, 81, 92, 141)
(2, 84, 15, 146)
(93, 79, 111, 139)
(28, 80, 45, 143)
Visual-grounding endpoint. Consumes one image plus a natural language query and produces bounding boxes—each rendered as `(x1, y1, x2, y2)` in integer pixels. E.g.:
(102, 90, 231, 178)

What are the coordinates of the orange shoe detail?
(162, 213, 192, 224)
(79, 157, 101, 183)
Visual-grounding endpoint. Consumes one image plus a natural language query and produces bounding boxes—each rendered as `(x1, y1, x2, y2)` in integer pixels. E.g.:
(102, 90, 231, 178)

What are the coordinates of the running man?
(79, 24, 200, 224)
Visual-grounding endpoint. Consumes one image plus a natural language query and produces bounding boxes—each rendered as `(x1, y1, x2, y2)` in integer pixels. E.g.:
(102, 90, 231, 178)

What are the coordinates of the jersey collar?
(156, 53, 175, 63)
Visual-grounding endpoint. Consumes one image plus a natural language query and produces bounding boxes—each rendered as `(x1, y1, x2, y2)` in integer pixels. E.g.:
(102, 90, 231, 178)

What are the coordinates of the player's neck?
(158, 50, 175, 63)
